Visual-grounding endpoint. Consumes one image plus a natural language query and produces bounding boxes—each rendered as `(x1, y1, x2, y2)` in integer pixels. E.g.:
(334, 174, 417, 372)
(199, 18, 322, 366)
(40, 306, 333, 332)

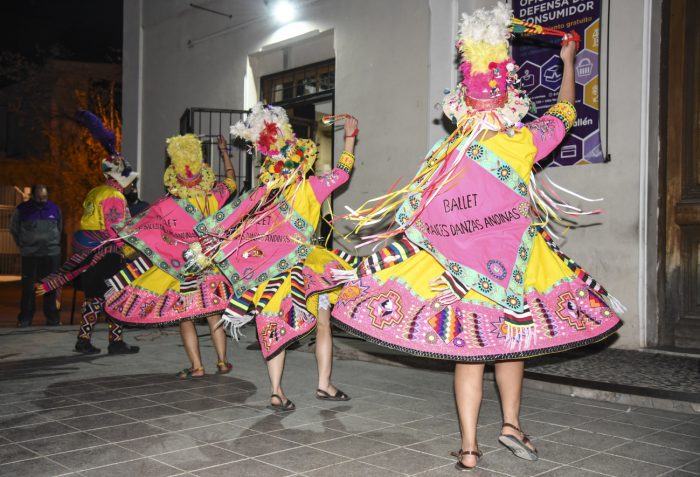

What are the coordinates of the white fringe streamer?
(217, 310, 255, 341)
(331, 268, 358, 284)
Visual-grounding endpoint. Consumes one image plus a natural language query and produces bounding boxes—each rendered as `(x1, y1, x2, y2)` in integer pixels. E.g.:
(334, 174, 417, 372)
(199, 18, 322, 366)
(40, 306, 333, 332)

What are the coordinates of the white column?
(122, 0, 144, 190)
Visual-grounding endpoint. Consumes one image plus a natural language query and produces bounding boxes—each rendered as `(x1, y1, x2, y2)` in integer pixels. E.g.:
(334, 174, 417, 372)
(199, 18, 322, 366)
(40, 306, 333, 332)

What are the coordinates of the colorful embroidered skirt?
(231, 247, 356, 360)
(331, 233, 622, 361)
(104, 264, 233, 326)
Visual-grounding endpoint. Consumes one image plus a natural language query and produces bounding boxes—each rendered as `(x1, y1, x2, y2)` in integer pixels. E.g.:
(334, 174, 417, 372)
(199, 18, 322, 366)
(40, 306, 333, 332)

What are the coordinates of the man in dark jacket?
(11, 184, 62, 327)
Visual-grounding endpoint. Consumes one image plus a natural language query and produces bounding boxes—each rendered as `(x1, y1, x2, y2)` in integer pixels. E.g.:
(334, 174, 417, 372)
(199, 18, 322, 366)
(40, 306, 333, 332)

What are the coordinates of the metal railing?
(179, 108, 254, 192)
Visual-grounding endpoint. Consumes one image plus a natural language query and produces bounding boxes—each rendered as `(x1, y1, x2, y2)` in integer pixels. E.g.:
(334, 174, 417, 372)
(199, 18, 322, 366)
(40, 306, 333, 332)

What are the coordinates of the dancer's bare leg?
(495, 360, 536, 451)
(206, 315, 228, 367)
(266, 350, 289, 404)
(315, 307, 338, 395)
(455, 362, 485, 467)
(179, 320, 204, 376)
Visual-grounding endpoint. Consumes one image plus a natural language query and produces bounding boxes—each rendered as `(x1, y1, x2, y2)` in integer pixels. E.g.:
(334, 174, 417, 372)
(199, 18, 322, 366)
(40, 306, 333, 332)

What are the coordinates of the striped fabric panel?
(358, 237, 421, 276)
(440, 270, 470, 297)
(332, 249, 361, 267)
(104, 256, 152, 293)
(289, 265, 306, 309)
(540, 231, 611, 298)
(41, 243, 120, 293)
(227, 286, 258, 317)
(253, 276, 286, 314)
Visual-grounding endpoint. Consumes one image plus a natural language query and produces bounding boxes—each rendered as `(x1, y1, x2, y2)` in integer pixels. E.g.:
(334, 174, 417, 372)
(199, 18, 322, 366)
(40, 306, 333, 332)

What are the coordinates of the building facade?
(122, 0, 698, 351)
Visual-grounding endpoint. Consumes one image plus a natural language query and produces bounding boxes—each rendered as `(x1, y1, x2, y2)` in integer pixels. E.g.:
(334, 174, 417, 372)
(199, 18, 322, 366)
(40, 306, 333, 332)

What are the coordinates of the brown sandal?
(499, 422, 538, 461)
(452, 448, 483, 471)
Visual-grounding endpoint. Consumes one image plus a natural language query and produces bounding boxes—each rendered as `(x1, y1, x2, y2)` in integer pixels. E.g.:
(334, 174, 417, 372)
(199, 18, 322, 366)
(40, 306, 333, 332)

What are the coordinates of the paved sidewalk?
(0, 325, 699, 477)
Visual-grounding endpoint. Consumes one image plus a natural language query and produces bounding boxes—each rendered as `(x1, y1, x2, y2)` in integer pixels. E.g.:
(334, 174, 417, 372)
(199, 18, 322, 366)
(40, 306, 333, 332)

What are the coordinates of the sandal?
(176, 367, 205, 379)
(451, 448, 483, 471)
(267, 393, 295, 412)
(499, 422, 538, 461)
(316, 388, 350, 401)
(216, 361, 233, 374)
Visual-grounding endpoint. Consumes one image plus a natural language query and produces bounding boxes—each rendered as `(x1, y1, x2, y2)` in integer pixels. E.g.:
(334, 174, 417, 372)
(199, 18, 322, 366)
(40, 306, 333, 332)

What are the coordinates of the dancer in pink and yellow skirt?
(331, 3, 622, 471)
(103, 133, 237, 378)
(193, 104, 359, 409)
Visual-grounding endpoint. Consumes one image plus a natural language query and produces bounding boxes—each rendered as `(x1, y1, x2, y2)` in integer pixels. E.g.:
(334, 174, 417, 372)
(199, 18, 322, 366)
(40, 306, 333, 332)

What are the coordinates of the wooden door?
(660, 0, 700, 349)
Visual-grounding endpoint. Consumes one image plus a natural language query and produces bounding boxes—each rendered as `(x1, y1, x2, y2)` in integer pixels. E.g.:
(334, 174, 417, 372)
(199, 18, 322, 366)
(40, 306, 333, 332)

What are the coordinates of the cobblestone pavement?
(0, 325, 699, 477)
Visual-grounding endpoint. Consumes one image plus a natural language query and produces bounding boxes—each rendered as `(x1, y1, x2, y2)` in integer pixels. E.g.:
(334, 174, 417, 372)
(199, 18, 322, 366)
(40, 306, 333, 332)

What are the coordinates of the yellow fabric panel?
(187, 194, 219, 217)
(524, 234, 574, 290)
(80, 185, 125, 231)
(369, 235, 574, 306)
(253, 274, 292, 313)
(305, 247, 352, 274)
(481, 129, 537, 184)
(131, 266, 181, 294)
(373, 251, 444, 299)
(305, 247, 353, 316)
(283, 180, 320, 226)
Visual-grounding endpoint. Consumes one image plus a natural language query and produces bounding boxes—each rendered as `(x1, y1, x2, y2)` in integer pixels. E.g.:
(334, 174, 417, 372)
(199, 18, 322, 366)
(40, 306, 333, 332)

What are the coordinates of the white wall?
(123, 0, 660, 350)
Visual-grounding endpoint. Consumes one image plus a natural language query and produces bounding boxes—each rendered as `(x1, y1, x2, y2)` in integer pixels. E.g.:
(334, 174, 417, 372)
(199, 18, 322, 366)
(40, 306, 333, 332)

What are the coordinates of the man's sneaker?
(75, 339, 101, 354)
(107, 341, 140, 355)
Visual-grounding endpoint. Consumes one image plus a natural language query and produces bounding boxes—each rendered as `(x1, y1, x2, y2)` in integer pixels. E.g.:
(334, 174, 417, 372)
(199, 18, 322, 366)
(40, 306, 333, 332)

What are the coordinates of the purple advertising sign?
(512, 0, 604, 166)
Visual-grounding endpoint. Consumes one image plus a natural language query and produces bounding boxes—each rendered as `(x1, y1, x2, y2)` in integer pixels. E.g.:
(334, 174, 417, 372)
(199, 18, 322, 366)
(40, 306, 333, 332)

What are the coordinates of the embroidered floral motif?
(467, 143, 485, 160)
(506, 295, 521, 308)
(518, 246, 528, 260)
(497, 165, 511, 181)
(518, 202, 530, 217)
(512, 268, 524, 284)
(516, 181, 528, 197)
(487, 259, 508, 280)
(477, 276, 494, 293)
(105, 205, 121, 224)
(320, 170, 341, 187)
(528, 117, 557, 141)
(449, 262, 464, 275)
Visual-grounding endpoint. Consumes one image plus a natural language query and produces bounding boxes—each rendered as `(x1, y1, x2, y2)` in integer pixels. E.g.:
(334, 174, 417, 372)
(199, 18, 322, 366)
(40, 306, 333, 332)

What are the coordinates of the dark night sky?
(1, 0, 123, 63)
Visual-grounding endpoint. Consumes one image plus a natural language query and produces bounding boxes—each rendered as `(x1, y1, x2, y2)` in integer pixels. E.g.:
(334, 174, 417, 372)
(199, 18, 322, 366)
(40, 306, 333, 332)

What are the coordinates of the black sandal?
(499, 422, 538, 461)
(267, 393, 295, 412)
(452, 448, 483, 471)
(316, 388, 351, 401)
